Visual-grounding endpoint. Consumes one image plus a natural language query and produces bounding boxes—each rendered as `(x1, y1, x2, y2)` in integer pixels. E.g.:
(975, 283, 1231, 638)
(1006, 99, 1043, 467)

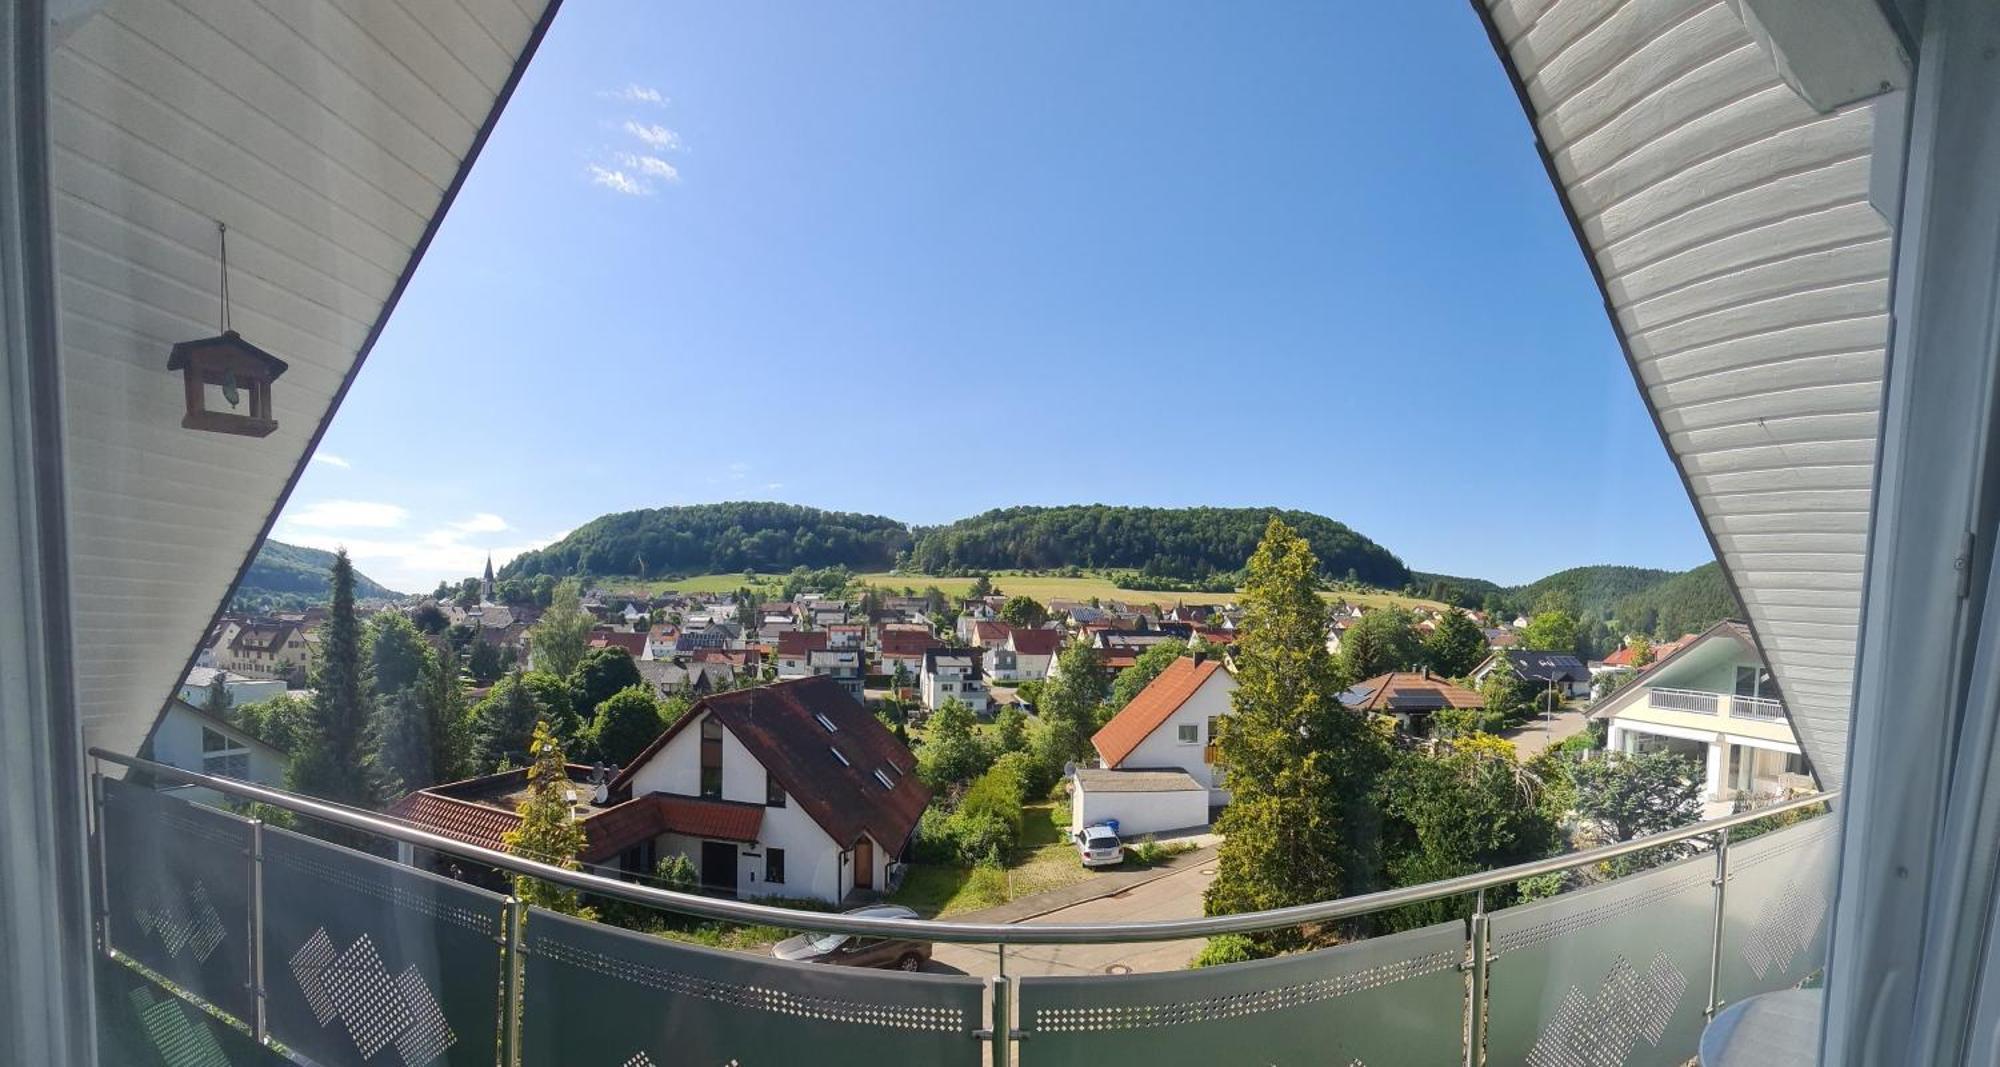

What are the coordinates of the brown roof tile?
(1092, 656, 1225, 768)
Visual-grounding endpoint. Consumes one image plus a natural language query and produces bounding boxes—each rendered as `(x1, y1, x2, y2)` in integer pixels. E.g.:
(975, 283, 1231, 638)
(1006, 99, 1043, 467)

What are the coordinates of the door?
(700, 841, 738, 895)
(853, 838, 873, 890)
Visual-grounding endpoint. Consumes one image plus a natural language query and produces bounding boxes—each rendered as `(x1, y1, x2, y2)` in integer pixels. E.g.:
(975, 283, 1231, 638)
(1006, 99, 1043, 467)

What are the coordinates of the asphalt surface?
(927, 856, 1219, 977)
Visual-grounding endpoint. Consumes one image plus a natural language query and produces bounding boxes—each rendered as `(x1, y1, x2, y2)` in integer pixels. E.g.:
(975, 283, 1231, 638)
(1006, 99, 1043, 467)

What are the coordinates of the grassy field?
(616, 570, 1447, 613)
(891, 801, 1101, 917)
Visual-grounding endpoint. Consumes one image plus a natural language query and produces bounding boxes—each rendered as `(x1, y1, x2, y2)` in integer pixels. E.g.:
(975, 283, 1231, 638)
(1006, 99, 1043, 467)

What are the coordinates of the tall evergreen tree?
(1421, 610, 1489, 678)
(288, 550, 378, 806)
(530, 579, 592, 680)
(203, 671, 233, 719)
(1205, 518, 1385, 948)
(503, 721, 590, 915)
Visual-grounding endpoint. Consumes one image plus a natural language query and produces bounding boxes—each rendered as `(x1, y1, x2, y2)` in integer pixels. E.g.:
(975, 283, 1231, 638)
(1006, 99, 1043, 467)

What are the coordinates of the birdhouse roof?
(166, 330, 289, 379)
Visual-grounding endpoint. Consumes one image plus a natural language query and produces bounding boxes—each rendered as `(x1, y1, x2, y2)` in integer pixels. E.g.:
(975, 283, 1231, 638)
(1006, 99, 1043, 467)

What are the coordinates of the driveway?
(928, 857, 1218, 978)
(1504, 706, 1591, 758)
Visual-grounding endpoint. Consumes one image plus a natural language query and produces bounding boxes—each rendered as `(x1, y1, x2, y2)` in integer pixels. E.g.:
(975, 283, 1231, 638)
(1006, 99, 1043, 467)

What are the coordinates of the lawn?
(605, 570, 1447, 614)
(890, 801, 1101, 918)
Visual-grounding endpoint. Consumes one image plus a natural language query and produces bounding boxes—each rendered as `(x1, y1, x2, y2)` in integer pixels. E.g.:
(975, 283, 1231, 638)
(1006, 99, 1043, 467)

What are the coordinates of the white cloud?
(285, 499, 407, 529)
(763, 482, 784, 491)
(309, 452, 351, 469)
(622, 122, 681, 150)
(616, 153, 680, 181)
(451, 513, 510, 534)
(602, 84, 668, 107)
(589, 165, 651, 196)
(277, 519, 566, 594)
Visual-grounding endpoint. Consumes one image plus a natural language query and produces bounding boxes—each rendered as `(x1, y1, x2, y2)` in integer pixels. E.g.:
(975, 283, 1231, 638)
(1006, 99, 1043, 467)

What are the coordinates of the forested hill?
(232, 540, 401, 610)
(905, 506, 1410, 587)
(1410, 562, 1739, 639)
(500, 503, 912, 579)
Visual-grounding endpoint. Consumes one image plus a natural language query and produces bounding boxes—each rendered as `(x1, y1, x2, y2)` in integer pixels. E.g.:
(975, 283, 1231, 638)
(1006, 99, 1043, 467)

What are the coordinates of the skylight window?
(830, 747, 850, 767)
(873, 769, 895, 789)
(815, 713, 837, 732)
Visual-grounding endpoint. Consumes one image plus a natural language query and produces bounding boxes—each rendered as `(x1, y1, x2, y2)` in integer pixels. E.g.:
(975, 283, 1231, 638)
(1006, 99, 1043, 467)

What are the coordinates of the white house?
(1088, 652, 1237, 808)
(1069, 768, 1208, 840)
(177, 667, 287, 710)
(1471, 649, 1595, 700)
(983, 627, 1062, 684)
(391, 677, 927, 906)
(1589, 621, 1816, 814)
(142, 698, 289, 807)
(921, 648, 989, 715)
(775, 629, 829, 679)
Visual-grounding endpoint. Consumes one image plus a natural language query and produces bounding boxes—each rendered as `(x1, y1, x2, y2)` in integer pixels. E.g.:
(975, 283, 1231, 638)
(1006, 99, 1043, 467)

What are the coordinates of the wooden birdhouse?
(167, 330, 287, 438)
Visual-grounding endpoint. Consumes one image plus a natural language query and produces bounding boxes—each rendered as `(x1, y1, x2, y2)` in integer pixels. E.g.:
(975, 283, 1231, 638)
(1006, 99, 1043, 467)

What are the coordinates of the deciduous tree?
(998, 595, 1049, 628)
(1109, 639, 1190, 711)
(469, 672, 541, 771)
(1571, 750, 1703, 869)
(503, 721, 591, 915)
(572, 646, 643, 716)
(530, 579, 591, 680)
(1380, 736, 1556, 928)
(1421, 610, 1488, 678)
(591, 685, 665, 765)
(1338, 607, 1421, 679)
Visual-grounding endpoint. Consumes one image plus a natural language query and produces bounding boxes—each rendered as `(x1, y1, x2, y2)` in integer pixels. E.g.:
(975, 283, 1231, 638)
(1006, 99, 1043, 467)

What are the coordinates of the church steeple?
(481, 554, 495, 602)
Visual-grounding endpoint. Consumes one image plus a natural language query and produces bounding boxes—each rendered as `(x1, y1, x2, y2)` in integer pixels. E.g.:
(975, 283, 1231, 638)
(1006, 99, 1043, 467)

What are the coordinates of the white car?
(1075, 823, 1123, 867)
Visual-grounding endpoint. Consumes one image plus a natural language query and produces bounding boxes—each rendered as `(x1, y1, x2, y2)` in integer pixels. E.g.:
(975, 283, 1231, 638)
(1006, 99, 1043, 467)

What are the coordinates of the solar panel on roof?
(1386, 688, 1448, 710)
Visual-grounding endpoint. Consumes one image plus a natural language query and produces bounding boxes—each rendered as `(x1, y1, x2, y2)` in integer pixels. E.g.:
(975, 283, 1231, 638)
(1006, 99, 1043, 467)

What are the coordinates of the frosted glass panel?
(1717, 818, 1838, 1006)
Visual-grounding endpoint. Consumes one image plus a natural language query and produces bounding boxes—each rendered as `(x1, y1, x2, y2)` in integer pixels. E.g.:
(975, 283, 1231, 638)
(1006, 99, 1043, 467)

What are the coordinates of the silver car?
(1075, 823, 1123, 867)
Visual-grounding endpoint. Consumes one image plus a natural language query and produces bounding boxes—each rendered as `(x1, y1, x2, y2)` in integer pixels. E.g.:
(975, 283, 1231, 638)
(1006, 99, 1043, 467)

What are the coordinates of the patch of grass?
(891, 863, 1008, 917)
(894, 801, 1101, 915)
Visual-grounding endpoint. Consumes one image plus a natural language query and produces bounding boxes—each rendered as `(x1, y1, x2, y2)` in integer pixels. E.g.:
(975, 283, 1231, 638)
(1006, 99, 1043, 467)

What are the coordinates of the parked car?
(1075, 822, 1123, 868)
(770, 904, 933, 972)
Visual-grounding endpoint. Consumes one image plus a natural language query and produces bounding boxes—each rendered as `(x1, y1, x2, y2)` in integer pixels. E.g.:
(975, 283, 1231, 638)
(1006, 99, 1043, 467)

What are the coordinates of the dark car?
(770, 904, 933, 971)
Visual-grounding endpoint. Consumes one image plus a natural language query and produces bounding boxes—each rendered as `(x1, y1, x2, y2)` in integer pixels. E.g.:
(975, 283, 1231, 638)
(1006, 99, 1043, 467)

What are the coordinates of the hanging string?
(217, 221, 231, 333)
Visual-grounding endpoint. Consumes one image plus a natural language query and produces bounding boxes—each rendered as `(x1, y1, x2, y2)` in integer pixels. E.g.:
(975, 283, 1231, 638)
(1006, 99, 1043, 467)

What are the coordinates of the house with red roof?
(774, 629, 830, 679)
(1341, 670, 1485, 734)
(984, 626, 1063, 683)
(392, 676, 926, 905)
(1090, 652, 1237, 806)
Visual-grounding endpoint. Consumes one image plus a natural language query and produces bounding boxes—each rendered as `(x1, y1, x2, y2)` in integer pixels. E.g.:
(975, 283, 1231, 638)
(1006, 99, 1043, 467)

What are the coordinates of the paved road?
(1504, 706, 1591, 758)
(928, 858, 1218, 977)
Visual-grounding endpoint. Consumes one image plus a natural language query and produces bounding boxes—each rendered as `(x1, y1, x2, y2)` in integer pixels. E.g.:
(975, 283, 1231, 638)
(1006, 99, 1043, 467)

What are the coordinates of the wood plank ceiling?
(50, 0, 557, 759)
(1480, 0, 1894, 788)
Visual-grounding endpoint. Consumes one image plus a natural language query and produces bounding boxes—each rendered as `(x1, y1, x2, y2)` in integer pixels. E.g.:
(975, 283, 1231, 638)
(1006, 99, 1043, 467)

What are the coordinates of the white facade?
(623, 710, 887, 902)
(176, 670, 287, 710)
(921, 653, 989, 714)
(1069, 772, 1209, 839)
(982, 644, 1054, 683)
(148, 701, 288, 808)
(1108, 668, 1236, 806)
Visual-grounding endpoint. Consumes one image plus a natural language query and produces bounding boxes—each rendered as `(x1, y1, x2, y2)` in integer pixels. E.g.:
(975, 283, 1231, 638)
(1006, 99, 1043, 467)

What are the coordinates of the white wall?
(175, 676, 286, 707)
(626, 711, 847, 902)
(1111, 671, 1236, 805)
(1071, 784, 1209, 838)
(149, 704, 287, 796)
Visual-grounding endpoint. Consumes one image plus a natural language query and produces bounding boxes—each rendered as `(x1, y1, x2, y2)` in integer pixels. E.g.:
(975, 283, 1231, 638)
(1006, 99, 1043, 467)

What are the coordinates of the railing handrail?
(90, 746, 1836, 946)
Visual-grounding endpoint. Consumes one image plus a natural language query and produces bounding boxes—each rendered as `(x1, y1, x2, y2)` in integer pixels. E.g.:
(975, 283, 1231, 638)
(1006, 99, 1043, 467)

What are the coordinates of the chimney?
(1191, 647, 1207, 667)
(1421, 666, 1430, 680)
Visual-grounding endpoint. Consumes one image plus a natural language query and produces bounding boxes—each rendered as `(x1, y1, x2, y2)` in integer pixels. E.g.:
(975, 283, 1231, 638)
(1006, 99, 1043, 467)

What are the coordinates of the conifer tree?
(503, 721, 590, 915)
(289, 550, 379, 806)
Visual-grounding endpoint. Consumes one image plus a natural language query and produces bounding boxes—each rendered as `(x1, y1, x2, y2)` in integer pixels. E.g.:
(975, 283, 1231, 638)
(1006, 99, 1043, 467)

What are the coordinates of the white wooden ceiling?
(1481, 0, 1894, 788)
(50, 0, 556, 759)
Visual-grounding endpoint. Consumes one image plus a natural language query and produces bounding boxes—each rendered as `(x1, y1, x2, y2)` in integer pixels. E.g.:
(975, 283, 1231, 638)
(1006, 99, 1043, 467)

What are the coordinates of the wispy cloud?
(285, 499, 407, 529)
(601, 84, 668, 107)
(276, 510, 560, 592)
(616, 152, 680, 181)
(451, 513, 510, 534)
(763, 482, 785, 491)
(310, 452, 351, 469)
(622, 122, 682, 150)
(589, 165, 651, 196)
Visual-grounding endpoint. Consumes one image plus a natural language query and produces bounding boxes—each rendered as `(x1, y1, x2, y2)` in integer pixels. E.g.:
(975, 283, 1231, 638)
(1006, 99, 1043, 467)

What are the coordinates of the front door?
(700, 841, 738, 895)
(853, 838, 873, 890)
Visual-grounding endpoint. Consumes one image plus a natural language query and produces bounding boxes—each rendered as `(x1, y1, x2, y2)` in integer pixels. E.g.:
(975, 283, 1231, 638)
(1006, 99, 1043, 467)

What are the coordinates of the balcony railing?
(1649, 687, 1722, 714)
(87, 748, 1837, 1067)
(1732, 694, 1788, 720)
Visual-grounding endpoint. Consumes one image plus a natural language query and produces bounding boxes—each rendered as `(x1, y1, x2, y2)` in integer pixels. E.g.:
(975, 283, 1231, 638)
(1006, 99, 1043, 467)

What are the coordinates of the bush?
(946, 811, 1015, 866)
(961, 864, 1009, 910)
(913, 806, 958, 863)
(962, 759, 1026, 831)
(1189, 934, 1262, 969)
(1127, 836, 1196, 867)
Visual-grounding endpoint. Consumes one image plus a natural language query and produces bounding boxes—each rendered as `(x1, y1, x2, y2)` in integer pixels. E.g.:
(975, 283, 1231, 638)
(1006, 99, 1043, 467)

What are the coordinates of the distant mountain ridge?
(1411, 562, 1738, 638)
(232, 539, 402, 610)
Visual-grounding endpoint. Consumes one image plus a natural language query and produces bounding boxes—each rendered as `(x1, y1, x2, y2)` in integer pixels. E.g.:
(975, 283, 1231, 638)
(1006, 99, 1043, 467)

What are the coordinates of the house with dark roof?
(774, 629, 829, 678)
(920, 648, 988, 715)
(1090, 652, 1236, 807)
(392, 677, 926, 904)
(1470, 649, 1595, 700)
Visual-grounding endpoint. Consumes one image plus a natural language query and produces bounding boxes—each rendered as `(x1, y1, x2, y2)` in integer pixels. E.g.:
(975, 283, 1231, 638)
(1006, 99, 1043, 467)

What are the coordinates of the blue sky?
(277, 0, 1710, 593)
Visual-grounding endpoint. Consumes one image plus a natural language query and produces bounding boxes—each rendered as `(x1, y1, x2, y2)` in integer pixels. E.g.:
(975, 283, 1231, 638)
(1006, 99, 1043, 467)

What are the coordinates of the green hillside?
(232, 539, 401, 611)
(501, 502, 912, 580)
(1413, 561, 1738, 640)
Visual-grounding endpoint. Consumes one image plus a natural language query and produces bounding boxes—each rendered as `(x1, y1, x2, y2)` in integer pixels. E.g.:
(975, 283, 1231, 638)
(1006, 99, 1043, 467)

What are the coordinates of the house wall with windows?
(625, 710, 855, 902)
(1108, 671, 1235, 805)
(147, 700, 288, 807)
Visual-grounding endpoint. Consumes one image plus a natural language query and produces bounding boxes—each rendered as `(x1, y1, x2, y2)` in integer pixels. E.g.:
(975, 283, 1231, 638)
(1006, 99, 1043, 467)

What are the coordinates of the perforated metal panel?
(1718, 817, 1838, 1006)
(95, 954, 286, 1067)
(1015, 920, 1468, 1066)
(260, 827, 508, 1067)
(1487, 853, 1715, 1067)
(520, 907, 987, 1066)
(101, 778, 256, 1025)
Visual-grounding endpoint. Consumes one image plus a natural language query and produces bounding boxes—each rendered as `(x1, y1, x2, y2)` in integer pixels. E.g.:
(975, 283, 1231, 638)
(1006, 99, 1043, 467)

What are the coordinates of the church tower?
(481, 554, 495, 602)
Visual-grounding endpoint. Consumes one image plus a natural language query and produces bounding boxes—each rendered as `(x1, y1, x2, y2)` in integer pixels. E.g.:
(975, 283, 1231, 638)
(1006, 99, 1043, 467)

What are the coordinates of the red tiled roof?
(1348, 672, 1485, 712)
(388, 790, 521, 852)
(588, 631, 648, 657)
(1100, 649, 1141, 671)
(880, 628, 943, 657)
(971, 621, 1013, 645)
(1007, 628, 1063, 657)
(580, 794, 765, 861)
(1092, 656, 1226, 767)
(611, 677, 929, 851)
(777, 630, 829, 657)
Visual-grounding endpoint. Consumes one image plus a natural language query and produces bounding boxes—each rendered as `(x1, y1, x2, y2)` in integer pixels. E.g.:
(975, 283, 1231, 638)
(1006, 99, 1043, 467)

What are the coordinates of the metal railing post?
(993, 943, 1012, 1067)
(1465, 889, 1489, 1067)
(249, 819, 268, 1044)
(501, 897, 525, 1067)
(1705, 827, 1731, 1021)
(90, 759, 110, 955)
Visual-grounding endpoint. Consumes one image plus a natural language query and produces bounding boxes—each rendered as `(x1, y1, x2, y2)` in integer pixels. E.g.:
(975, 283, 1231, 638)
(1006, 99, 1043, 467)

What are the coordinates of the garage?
(1069, 768, 1210, 839)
